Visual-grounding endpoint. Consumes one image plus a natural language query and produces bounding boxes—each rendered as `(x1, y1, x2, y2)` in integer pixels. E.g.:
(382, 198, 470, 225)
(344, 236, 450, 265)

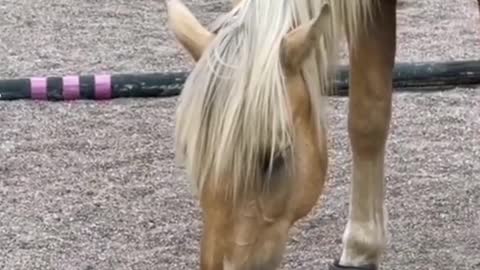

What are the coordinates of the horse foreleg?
(331, 0, 397, 269)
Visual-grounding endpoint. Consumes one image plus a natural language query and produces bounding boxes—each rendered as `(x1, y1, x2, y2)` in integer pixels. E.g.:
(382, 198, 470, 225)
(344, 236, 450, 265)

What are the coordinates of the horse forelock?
(175, 0, 298, 204)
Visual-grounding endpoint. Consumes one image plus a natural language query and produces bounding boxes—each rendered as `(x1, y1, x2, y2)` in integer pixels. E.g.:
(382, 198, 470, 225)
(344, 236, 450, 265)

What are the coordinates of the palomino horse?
(167, 0, 399, 269)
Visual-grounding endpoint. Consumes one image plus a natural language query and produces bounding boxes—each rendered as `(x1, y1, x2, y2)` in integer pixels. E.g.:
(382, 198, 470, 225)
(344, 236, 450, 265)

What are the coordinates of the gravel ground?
(0, 0, 479, 270)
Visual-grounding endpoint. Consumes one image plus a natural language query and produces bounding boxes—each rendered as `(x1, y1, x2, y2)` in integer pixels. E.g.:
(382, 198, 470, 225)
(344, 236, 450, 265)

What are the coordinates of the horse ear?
(281, 3, 332, 71)
(167, 0, 214, 61)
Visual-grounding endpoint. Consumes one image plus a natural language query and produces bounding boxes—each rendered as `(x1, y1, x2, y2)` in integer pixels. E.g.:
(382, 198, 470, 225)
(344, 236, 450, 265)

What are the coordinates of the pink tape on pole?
(63, 75, 80, 100)
(30, 77, 47, 100)
(94, 74, 112, 100)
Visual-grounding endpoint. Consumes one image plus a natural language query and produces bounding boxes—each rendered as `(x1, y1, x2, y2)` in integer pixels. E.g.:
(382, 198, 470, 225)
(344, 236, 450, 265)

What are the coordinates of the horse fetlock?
(340, 220, 387, 266)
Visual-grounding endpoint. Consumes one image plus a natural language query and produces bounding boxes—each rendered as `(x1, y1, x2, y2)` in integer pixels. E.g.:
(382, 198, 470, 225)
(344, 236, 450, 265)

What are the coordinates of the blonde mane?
(174, 0, 376, 205)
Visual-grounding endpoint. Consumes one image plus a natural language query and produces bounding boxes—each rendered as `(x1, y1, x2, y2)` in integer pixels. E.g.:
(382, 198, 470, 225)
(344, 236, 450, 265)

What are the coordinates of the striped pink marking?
(30, 77, 47, 100)
(63, 75, 80, 100)
(94, 74, 111, 100)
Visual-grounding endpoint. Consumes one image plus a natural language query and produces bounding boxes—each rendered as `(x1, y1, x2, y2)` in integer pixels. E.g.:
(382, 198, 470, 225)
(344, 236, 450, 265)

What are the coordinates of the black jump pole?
(0, 60, 479, 101)
(0, 73, 188, 101)
(337, 59, 480, 95)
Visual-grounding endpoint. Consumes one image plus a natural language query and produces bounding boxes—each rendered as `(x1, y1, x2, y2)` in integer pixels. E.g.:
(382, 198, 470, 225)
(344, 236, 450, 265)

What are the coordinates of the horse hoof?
(328, 259, 377, 270)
